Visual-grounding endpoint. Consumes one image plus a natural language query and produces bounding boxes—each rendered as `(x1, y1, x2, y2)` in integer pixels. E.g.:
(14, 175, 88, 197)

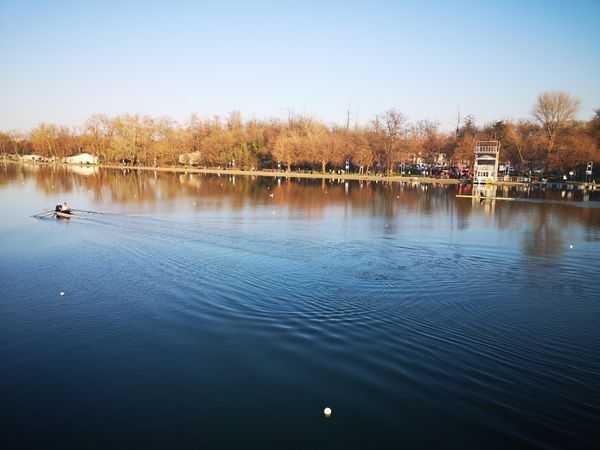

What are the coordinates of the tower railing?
(475, 141, 500, 153)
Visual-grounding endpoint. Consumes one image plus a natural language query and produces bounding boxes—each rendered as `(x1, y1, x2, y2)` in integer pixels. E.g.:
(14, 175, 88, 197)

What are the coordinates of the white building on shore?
(63, 153, 99, 164)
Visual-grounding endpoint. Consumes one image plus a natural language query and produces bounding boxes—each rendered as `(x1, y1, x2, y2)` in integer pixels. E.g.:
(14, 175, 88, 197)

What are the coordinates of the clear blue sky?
(1, 0, 599, 131)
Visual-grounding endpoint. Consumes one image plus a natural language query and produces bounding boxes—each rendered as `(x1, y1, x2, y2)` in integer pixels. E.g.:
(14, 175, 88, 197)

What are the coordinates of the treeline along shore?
(1, 91, 599, 178)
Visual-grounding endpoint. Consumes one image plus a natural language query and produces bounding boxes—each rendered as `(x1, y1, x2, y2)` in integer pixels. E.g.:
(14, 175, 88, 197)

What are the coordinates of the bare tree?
(30, 124, 60, 158)
(502, 120, 544, 170)
(83, 114, 111, 162)
(589, 109, 600, 150)
(533, 91, 581, 152)
(352, 134, 374, 174)
(411, 120, 442, 164)
(110, 115, 140, 163)
(0, 132, 13, 156)
(272, 131, 299, 172)
(375, 109, 408, 174)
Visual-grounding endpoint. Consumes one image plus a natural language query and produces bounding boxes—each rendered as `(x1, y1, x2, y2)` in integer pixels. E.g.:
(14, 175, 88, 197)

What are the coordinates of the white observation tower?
(473, 141, 500, 184)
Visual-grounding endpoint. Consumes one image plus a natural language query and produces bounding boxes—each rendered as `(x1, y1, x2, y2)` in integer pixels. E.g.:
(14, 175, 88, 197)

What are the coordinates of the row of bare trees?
(1, 91, 598, 175)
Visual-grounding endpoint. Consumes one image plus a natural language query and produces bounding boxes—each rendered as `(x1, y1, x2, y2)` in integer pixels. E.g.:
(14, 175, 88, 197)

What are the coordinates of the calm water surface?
(1, 164, 600, 449)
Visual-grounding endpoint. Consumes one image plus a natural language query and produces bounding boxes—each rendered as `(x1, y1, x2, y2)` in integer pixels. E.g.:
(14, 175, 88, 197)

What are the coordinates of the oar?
(71, 208, 99, 214)
(31, 211, 54, 219)
(33, 210, 56, 218)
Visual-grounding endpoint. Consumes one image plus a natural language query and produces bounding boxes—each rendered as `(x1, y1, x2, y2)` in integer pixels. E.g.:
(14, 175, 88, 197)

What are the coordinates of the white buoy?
(569, 245, 573, 249)
(269, 193, 274, 198)
(193, 202, 196, 206)
(272, 211, 276, 215)
(324, 407, 332, 417)
(60, 292, 65, 296)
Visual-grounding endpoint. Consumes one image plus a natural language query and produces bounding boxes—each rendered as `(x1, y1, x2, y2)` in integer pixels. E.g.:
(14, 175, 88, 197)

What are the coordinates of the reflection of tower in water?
(472, 184, 496, 215)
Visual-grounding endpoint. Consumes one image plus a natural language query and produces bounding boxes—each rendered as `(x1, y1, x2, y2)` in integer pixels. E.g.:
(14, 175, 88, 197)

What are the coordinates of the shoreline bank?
(2, 159, 466, 185)
(8, 159, 589, 188)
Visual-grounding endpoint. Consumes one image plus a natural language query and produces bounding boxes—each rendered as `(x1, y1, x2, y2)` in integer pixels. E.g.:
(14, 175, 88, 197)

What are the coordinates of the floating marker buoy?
(193, 202, 196, 206)
(60, 292, 65, 296)
(569, 245, 573, 249)
(324, 407, 332, 417)
(272, 211, 276, 215)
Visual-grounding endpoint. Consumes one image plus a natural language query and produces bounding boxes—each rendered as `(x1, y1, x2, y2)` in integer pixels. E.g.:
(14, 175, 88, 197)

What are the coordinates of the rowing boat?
(36, 209, 86, 219)
(456, 194, 515, 201)
(55, 210, 74, 219)
(33, 208, 97, 220)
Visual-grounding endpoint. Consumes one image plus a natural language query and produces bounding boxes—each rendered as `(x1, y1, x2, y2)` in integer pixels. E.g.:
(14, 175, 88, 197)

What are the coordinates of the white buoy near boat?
(324, 407, 332, 417)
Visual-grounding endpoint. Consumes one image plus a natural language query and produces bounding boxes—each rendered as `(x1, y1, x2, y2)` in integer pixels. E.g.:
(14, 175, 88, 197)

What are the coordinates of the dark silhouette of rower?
(55, 201, 71, 214)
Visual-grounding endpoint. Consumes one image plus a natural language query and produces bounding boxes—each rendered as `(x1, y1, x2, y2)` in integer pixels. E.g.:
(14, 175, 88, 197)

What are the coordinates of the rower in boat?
(55, 201, 72, 215)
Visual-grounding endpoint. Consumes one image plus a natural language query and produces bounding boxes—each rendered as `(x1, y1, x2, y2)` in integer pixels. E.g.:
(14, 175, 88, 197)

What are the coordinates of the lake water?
(1, 163, 600, 449)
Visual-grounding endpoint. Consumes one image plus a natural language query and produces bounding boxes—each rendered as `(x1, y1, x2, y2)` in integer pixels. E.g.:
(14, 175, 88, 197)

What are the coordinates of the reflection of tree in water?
(582, 210, 600, 243)
(106, 169, 161, 203)
(34, 165, 75, 194)
(521, 202, 600, 260)
(3, 163, 600, 235)
(521, 206, 565, 258)
(0, 163, 19, 187)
